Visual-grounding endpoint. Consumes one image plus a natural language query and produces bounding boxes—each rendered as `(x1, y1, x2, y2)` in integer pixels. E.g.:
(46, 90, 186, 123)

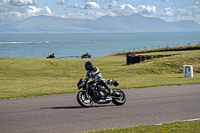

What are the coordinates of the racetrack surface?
(1, 84, 200, 133)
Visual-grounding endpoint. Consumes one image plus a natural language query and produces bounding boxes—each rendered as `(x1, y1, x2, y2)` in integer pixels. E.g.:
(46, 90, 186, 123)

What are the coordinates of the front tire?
(112, 88, 126, 105)
(77, 90, 93, 108)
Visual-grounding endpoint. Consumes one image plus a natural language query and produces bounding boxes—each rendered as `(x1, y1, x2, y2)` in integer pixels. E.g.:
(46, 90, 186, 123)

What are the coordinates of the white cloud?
(0, 10, 23, 21)
(27, 6, 37, 14)
(0, 0, 8, 5)
(195, 1, 200, 5)
(0, 1, 52, 24)
(10, 0, 37, 6)
(63, 8, 105, 20)
(163, 0, 174, 6)
(42, 6, 52, 14)
(84, 2, 100, 9)
(108, 0, 117, 9)
(120, 4, 136, 10)
(178, 8, 193, 16)
(119, 4, 156, 15)
(138, 5, 156, 14)
(73, 3, 78, 8)
(163, 7, 175, 16)
(57, 0, 66, 5)
(27, 6, 52, 15)
(156, 2, 200, 24)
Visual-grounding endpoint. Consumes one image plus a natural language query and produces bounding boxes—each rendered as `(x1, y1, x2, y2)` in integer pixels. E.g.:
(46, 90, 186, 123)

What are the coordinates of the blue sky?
(0, 0, 200, 25)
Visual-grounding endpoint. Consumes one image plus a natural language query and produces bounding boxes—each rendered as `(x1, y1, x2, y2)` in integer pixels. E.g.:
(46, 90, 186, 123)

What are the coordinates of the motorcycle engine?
(98, 87, 106, 98)
(99, 91, 105, 97)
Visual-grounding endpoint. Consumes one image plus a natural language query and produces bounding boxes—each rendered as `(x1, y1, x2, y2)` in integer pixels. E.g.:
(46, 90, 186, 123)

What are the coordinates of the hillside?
(0, 14, 200, 33)
(0, 48, 200, 99)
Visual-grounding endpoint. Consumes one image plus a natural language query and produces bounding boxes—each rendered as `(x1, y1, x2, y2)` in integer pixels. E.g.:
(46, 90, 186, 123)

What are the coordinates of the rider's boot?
(103, 81, 113, 95)
(107, 86, 113, 95)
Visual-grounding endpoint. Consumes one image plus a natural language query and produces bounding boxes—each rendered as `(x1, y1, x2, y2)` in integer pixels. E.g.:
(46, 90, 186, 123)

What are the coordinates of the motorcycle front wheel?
(77, 90, 93, 108)
(112, 88, 126, 105)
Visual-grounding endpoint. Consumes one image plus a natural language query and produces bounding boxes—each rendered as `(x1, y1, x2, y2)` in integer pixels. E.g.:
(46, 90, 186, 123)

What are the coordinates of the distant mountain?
(0, 15, 92, 33)
(0, 14, 200, 33)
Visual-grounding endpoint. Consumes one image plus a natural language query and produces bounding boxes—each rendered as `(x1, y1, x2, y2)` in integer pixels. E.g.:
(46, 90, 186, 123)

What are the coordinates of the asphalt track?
(1, 84, 200, 133)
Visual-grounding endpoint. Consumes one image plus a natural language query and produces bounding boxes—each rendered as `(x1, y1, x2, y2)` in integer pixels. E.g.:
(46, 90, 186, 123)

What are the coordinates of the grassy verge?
(108, 44, 200, 57)
(84, 120, 200, 133)
(0, 48, 200, 99)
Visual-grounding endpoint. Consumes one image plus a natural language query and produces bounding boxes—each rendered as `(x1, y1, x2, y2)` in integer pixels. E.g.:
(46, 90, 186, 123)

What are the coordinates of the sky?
(0, 0, 200, 25)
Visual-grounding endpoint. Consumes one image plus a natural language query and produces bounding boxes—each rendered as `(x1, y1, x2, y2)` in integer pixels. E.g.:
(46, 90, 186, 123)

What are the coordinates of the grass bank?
(84, 120, 200, 133)
(108, 44, 200, 56)
(0, 47, 200, 99)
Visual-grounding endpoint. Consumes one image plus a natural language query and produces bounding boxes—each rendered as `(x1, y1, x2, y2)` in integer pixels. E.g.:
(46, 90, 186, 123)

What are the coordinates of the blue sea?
(0, 32, 199, 58)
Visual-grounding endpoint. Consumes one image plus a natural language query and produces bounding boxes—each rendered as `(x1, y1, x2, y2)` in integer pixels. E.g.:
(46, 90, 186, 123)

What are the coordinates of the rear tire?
(77, 90, 93, 108)
(112, 88, 126, 105)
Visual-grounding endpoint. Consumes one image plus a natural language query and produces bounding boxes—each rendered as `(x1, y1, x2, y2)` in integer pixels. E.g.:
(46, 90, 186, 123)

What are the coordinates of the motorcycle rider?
(84, 61, 113, 95)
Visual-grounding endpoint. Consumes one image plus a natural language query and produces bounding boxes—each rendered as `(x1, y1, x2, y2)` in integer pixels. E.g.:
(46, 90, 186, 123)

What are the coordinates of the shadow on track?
(40, 106, 82, 109)
(40, 104, 115, 110)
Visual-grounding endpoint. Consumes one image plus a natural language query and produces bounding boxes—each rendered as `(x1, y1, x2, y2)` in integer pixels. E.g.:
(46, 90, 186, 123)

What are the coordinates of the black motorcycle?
(77, 78, 126, 107)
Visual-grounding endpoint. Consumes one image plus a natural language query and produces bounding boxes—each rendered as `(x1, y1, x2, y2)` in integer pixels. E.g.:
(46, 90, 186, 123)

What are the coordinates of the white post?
(183, 65, 193, 77)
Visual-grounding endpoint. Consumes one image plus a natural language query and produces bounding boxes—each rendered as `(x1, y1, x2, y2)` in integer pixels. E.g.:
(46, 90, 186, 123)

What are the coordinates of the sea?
(0, 32, 200, 58)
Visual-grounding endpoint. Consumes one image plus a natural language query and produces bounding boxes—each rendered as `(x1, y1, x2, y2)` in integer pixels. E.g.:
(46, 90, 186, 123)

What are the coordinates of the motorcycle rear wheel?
(77, 90, 93, 107)
(112, 88, 126, 105)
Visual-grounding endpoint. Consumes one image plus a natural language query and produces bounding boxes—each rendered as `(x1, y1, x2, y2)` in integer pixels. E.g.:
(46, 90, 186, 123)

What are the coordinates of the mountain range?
(0, 14, 200, 33)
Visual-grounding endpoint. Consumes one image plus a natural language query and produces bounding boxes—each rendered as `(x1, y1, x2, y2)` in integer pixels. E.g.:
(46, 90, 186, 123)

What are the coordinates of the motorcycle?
(77, 78, 126, 107)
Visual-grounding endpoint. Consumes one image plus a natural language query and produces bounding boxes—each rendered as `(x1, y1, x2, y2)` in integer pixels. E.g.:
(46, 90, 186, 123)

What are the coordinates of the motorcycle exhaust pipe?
(99, 99, 106, 103)
(98, 97, 112, 104)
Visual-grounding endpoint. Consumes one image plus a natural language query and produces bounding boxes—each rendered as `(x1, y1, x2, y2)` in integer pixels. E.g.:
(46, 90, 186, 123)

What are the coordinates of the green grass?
(108, 44, 200, 57)
(0, 49, 200, 99)
(84, 120, 200, 133)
